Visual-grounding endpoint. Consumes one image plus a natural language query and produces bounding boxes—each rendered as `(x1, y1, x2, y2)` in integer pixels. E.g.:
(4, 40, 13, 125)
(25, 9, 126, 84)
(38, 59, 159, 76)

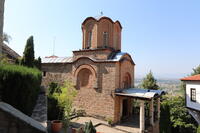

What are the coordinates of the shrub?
(197, 125, 200, 133)
(47, 81, 77, 122)
(47, 82, 62, 120)
(160, 95, 197, 133)
(53, 81, 77, 130)
(0, 63, 42, 115)
(160, 99, 171, 133)
(83, 121, 96, 133)
(106, 117, 113, 126)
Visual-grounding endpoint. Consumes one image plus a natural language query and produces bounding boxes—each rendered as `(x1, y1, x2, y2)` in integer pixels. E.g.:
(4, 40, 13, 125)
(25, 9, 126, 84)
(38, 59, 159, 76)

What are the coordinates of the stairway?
(31, 93, 47, 127)
(188, 109, 200, 124)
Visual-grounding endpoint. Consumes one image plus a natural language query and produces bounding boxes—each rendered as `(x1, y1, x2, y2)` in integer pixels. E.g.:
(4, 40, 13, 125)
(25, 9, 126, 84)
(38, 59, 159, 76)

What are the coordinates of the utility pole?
(0, 0, 5, 58)
(0, 0, 5, 100)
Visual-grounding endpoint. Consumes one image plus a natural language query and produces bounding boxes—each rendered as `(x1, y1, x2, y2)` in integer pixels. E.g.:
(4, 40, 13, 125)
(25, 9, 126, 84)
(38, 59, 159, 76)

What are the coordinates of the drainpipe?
(0, 0, 5, 57)
(119, 62, 121, 88)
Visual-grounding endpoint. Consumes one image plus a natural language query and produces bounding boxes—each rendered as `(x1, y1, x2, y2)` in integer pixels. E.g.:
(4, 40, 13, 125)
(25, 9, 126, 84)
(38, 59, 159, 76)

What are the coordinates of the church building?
(42, 16, 164, 133)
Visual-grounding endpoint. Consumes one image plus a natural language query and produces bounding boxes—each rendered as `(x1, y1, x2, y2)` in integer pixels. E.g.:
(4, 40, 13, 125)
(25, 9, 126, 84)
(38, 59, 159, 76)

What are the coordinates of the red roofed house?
(181, 74, 200, 124)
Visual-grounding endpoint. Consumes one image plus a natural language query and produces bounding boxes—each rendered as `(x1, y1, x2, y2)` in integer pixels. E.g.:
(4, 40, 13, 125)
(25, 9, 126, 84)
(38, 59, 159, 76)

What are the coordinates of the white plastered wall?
(186, 81, 200, 111)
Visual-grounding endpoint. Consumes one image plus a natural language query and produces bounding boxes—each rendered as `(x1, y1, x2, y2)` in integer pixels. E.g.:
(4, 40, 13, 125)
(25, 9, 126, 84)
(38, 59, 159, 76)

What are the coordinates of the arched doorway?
(121, 72, 132, 120)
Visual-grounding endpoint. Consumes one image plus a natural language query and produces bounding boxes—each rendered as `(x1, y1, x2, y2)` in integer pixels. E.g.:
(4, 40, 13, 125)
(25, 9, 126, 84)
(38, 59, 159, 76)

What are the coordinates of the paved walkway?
(71, 117, 140, 133)
(31, 93, 47, 127)
(71, 116, 107, 126)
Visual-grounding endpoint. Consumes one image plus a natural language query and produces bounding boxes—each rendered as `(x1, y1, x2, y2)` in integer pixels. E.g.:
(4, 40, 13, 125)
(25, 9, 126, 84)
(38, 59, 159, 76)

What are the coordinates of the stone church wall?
(41, 54, 135, 123)
(41, 63, 73, 88)
(41, 59, 118, 120)
(72, 61, 117, 120)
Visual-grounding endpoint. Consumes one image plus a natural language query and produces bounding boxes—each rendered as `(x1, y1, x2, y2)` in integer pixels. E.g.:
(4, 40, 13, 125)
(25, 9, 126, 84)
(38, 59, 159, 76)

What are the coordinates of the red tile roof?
(180, 74, 200, 81)
(45, 55, 58, 58)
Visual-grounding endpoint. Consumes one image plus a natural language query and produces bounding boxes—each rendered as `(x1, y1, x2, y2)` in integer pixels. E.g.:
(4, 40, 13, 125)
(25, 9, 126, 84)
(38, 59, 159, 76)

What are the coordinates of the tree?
(160, 95, 197, 133)
(34, 56, 41, 70)
(197, 126, 200, 133)
(191, 65, 200, 76)
(160, 100, 171, 133)
(141, 71, 159, 90)
(21, 36, 35, 67)
(3, 32, 11, 44)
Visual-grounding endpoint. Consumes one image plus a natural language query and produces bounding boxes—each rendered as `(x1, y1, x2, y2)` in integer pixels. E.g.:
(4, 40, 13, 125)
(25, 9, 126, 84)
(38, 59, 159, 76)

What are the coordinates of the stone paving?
(71, 116, 140, 133)
(31, 93, 47, 127)
(96, 125, 126, 133)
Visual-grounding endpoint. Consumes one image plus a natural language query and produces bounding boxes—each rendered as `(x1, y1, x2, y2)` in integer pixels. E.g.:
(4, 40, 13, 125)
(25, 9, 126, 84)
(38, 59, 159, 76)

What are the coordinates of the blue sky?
(3, 0, 200, 79)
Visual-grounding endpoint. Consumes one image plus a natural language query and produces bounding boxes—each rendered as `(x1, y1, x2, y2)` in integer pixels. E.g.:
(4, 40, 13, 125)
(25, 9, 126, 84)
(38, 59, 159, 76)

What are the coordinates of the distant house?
(181, 74, 200, 124)
(2, 43, 20, 62)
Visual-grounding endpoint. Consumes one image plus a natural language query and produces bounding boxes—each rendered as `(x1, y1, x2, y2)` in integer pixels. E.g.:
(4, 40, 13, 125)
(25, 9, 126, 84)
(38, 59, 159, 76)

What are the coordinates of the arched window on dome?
(103, 32, 109, 47)
(87, 31, 92, 49)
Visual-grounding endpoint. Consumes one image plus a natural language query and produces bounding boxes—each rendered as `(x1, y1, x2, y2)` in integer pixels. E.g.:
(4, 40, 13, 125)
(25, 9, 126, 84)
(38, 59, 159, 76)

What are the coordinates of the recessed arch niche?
(74, 64, 97, 89)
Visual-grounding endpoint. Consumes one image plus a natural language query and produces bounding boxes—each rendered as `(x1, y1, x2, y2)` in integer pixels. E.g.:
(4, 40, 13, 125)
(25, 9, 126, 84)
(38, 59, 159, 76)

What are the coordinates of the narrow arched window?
(87, 31, 92, 49)
(123, 73, 131, 89)
(103, 32, 109, 47)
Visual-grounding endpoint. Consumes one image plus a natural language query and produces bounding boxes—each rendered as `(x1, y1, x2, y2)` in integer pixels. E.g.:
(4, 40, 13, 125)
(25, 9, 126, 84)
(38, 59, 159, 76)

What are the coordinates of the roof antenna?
(53, 36, 56, 56)
(100, 11, 103, 16)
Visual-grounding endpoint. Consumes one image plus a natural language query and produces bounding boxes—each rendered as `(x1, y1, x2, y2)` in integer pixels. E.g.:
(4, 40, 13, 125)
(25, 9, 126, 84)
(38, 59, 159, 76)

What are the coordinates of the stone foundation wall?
(0, 111, 44, 133)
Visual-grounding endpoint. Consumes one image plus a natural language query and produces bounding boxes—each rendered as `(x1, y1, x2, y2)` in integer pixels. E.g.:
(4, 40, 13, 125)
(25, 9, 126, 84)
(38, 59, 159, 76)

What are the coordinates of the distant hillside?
(135, 78, 183, 95)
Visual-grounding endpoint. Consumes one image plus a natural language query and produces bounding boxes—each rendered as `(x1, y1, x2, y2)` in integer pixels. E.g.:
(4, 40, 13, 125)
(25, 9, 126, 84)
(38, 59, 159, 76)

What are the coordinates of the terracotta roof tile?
(180, 74, 200, 81)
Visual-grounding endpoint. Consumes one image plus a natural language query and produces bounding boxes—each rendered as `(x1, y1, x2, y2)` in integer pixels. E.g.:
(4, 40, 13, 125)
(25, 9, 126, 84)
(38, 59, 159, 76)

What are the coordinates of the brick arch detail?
(74, 64, 96, 77)
(74, 64, 97, 89)
(119, 54, 135, 65)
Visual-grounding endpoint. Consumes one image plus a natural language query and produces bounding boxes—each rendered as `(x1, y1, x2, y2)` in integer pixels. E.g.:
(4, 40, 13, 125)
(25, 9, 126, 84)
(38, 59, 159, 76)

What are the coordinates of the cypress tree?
(34, 56, 41, 70)
(160, 102, 171, 133)
(22, 36, 35, 67)
(141, 71, 159, 90)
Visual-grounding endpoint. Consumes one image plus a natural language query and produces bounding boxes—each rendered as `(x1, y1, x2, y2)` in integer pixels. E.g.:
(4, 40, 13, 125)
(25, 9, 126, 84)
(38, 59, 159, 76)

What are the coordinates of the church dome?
(82, 16, 122, 51)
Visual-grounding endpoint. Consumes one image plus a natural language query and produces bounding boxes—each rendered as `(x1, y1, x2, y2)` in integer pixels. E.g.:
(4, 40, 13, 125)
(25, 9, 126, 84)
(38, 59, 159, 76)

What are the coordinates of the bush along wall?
(0, 63, 42, 116)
